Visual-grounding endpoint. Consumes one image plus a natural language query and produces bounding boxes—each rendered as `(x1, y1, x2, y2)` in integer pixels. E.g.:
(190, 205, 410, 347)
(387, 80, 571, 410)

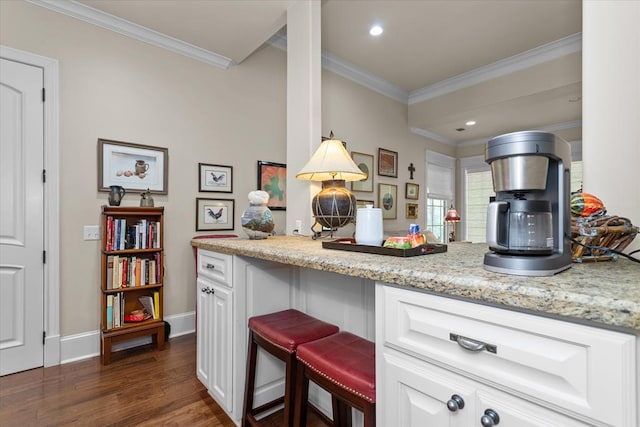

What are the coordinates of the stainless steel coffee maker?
(484, 131, 572, 276)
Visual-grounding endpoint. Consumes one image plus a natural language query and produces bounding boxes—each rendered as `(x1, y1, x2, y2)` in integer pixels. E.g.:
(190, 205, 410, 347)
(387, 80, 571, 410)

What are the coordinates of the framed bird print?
(257, 161, 286, 210)
(196, 198, 235, 231)
(199, 163, 232, 193)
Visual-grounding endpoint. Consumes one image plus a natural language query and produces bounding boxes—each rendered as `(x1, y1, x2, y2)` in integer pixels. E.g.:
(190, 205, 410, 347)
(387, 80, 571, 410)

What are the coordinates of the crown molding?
(410, 127, 456, 146)
(321, 52, 409, 104)
(268, 30, 409, 104)
(408, 33, 582, 105)
(29, 0, 235, 69)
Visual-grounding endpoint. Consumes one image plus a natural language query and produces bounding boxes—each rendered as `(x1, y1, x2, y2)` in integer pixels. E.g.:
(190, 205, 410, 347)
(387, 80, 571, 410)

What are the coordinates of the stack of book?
(105, 216, 161, 251)
(106, 254, 161, 288)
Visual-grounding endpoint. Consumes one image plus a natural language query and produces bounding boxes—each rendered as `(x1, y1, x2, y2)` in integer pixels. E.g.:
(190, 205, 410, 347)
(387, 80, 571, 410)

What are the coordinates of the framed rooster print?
(199, 163, 233, 193)
(196, 198, 235, 231)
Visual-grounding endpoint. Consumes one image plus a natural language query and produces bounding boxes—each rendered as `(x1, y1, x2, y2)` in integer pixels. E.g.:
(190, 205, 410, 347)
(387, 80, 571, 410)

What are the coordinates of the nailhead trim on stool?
(294, 331, 376, 427)
(242, 309, 340, 427)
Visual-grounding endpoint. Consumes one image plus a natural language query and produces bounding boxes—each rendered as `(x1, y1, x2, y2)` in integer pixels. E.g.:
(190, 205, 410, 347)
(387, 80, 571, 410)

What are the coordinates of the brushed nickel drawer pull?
(450, 333, 497, 354)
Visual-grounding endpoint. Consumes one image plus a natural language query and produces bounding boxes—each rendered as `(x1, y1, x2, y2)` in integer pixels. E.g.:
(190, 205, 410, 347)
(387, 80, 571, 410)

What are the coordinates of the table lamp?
(445, 204, 461, 242)
(296, 132, 367, 238)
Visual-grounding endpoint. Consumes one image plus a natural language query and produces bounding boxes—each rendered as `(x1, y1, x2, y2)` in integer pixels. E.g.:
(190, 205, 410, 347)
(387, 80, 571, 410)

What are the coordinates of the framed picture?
(199, 163, 232, 193)
(98, 138, 168, 194)
(196, 198, 234, 231)
(356, 199, 375, 209)
(378, 183, 397, 220)
(406, 203, 418, 219)
(378, 148, 398, 178)
(350, 152, 374, 192)
(258, 161, 287, 210)
(406, 182, 419, 200)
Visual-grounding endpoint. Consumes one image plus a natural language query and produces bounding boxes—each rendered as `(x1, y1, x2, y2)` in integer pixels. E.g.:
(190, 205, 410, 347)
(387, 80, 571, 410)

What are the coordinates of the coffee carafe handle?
(486, 201, 509, 250)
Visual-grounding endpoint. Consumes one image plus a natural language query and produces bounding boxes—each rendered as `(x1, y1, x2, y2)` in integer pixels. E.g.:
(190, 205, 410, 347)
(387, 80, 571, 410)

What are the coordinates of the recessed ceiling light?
(369, 25, 383, 36)
(465, 120, 476, 126)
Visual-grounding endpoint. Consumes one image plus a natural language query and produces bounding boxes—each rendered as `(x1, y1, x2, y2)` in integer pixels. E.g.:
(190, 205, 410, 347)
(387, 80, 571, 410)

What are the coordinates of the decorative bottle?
(241, 190, 275, 240)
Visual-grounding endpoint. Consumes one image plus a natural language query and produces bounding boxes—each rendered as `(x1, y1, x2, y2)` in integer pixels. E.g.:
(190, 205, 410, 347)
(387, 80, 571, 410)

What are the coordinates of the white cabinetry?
(195, 249, 375, 425)
(376, 283, 637, 427)
(196, 251, 234, 415)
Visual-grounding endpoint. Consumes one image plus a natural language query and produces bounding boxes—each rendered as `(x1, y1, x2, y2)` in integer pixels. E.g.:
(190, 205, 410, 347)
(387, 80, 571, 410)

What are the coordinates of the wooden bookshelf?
(100, 206, 165, 364)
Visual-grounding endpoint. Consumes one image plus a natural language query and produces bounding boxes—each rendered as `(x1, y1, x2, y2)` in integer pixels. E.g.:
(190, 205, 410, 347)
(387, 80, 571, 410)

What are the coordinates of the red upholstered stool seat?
(294, 332, 376, 427)
(242, 309, 339, 427)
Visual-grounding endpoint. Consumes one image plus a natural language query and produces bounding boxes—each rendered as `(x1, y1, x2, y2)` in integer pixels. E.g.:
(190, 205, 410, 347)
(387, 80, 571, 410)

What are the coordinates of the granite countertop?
(192, 236, 640, 334)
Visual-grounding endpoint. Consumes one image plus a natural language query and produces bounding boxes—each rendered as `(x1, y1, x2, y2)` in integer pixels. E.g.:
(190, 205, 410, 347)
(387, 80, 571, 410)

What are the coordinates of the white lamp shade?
(296, 138, 367, 182)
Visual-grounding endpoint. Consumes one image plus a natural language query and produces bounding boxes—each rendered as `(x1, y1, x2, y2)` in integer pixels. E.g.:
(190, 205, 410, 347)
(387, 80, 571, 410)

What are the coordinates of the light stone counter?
(191, 236, 640, 334)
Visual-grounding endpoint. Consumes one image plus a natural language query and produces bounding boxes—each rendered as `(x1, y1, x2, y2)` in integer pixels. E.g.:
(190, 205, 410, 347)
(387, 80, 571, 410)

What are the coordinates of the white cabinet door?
(208, 282, 233, 412)
(381, 350, 474, 427)
(196, 278, 211, 387)
(196, 277, 233, 413)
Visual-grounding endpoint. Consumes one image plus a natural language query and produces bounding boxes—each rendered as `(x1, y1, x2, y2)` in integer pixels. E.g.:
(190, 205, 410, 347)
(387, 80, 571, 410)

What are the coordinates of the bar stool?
(294, 331, 376, 427)
(242, 309, 340, 427)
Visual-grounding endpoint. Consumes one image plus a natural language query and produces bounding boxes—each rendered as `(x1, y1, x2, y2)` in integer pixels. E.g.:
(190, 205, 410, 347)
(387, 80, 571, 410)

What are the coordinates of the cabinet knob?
(480, 409, 500, 426)
(446, 394, 465, 412)
(205, 263, 215, 269)
(200, 287, 208, 293)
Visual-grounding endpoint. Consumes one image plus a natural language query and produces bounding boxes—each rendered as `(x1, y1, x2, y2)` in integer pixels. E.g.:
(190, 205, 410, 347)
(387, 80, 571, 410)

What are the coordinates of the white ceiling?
(58, 0, 583, 146)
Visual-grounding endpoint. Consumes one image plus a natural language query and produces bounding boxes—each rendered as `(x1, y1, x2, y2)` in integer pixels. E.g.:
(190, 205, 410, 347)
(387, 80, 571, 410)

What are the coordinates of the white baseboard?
(59, 311, 195, 364)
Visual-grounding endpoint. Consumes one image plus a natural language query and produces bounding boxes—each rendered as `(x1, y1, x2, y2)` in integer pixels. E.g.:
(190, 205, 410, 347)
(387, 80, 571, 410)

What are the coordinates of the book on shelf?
(106, 256, 114, 290)
(153, 291, 160, 320)
(106, 216, 114, 251)
(148, 260, 156, 285)
(111, 256, 119, 289)
(113, 293, 121, 328)
(135, 257, 142, 286)
(138, 295, 155, 319)
(106, 294, 114, 329)
(154, 252, 161, 284)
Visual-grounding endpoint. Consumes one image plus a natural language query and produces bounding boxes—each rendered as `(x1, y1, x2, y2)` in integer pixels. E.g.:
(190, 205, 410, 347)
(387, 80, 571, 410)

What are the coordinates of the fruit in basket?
(570, 192, 605, 217)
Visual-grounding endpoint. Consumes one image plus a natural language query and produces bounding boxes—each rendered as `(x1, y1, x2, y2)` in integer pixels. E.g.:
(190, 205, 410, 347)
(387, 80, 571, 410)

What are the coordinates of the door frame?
(1, 45, 60, 367)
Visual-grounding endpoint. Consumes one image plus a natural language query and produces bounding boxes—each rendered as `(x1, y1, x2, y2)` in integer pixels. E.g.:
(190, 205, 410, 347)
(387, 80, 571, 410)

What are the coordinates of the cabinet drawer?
(378, 285, 636, 427)
(197, 250, 232, 287)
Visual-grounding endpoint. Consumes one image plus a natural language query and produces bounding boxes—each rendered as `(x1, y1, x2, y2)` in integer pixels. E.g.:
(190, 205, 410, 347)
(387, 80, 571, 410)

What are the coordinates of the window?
(426, 198, 446, 243)
(425, 151, 455, 243)
(465, 169, 495, 243)
(570, 160, 583, 193)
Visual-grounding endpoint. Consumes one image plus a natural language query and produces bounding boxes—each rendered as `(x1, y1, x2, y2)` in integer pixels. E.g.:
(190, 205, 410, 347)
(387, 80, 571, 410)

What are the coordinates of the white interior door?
(0, 57, 45, 375)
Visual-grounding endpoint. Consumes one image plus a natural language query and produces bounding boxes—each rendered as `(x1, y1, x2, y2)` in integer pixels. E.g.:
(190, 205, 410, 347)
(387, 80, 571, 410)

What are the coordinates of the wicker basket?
(571, 215, 639, 262)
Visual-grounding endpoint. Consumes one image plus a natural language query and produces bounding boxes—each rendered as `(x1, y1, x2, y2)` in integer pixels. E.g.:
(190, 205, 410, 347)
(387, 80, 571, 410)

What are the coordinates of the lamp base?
(312, 179, 356, 231)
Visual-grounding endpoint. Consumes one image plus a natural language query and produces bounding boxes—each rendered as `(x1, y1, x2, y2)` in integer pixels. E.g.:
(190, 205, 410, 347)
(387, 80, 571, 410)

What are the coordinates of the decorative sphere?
(312, 180, 356, 229)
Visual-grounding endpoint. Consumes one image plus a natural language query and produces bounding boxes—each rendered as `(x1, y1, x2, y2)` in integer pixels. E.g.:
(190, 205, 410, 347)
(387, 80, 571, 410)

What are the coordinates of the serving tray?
(322, 238, 447, 257)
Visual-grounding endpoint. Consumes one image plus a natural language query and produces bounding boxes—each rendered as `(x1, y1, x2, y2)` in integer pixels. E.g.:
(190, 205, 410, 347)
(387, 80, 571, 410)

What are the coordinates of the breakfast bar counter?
(191, 235, 640, 333)
(192, 235, 639, 426)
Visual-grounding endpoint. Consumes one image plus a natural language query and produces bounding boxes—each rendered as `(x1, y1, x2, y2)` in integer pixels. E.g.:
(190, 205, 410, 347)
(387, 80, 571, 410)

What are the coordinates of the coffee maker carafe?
(484, 131, 572, 276)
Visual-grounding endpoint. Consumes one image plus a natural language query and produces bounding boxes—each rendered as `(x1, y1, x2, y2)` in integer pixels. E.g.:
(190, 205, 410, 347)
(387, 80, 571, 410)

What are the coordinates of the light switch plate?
(83, 225, 100, 240)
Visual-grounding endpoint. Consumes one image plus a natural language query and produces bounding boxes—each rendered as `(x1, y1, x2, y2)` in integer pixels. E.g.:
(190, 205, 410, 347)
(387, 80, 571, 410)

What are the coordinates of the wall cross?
(408, 163, 416, 180)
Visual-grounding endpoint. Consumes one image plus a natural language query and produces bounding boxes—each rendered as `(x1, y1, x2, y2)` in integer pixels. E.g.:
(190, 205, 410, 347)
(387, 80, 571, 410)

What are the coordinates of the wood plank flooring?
(0, 334, 327, 426)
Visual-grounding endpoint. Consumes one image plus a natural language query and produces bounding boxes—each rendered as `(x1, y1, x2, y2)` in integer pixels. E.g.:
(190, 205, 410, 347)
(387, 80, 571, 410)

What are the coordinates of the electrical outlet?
(83, 225, 100, 240)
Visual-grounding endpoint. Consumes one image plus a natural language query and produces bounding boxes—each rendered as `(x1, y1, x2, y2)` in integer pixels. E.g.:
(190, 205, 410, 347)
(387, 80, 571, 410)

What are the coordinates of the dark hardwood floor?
(0, 334, 328, 426)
